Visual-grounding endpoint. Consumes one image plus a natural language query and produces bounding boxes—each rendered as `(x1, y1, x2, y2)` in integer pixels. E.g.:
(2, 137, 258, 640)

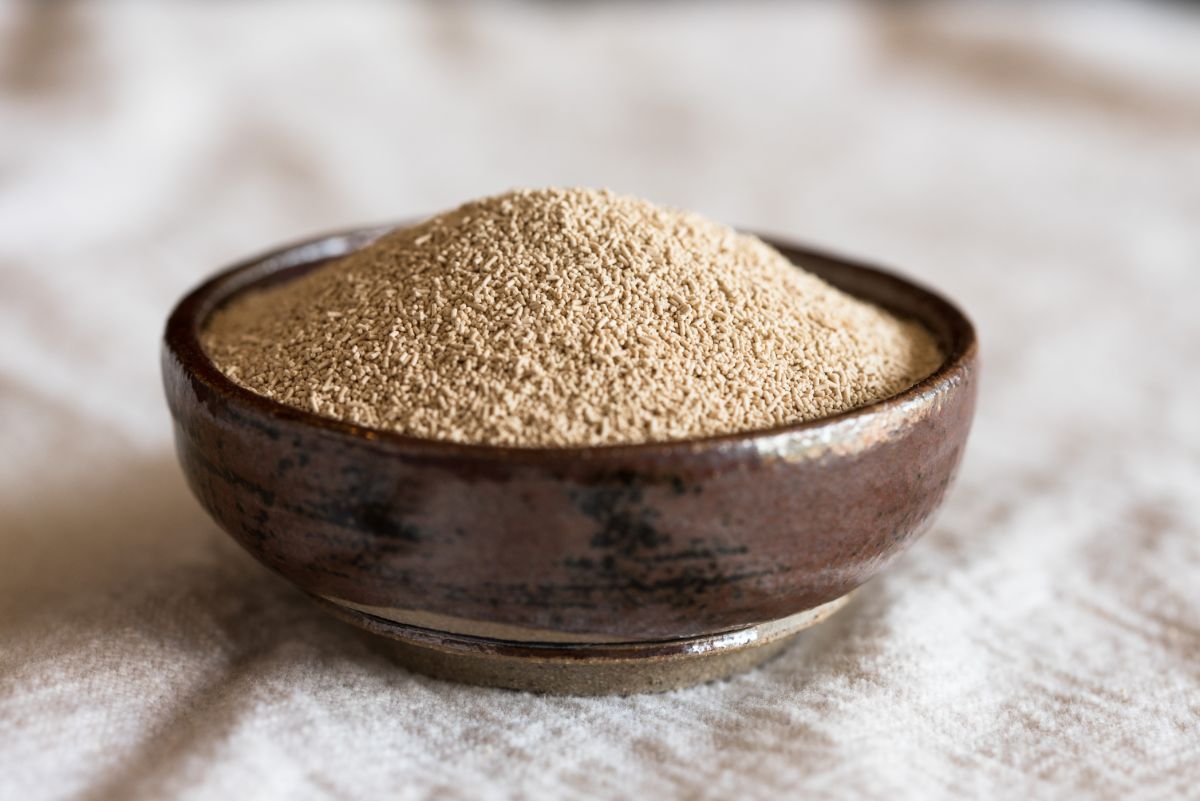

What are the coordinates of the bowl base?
(313, 594, 852, 695)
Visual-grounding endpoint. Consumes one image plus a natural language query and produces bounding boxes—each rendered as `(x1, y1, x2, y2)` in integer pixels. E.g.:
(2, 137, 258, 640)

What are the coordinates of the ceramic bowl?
(162, 226, 977, 694)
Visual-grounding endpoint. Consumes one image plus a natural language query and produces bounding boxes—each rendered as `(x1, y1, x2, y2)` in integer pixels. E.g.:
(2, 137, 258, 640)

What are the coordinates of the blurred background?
(3, 1, 1198, 458)
(2, 2, 1199, 800)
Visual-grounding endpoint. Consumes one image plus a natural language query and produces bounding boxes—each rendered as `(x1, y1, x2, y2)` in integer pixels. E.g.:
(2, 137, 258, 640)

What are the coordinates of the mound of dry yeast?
(203, 188, 942, 447)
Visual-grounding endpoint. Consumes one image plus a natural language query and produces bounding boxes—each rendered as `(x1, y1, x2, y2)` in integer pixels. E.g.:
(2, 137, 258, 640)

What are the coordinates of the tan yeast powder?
(203, 188, 942, 447)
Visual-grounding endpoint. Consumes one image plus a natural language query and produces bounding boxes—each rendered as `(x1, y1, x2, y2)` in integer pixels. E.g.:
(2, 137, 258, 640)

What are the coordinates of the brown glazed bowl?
(162, 226, 977, 694)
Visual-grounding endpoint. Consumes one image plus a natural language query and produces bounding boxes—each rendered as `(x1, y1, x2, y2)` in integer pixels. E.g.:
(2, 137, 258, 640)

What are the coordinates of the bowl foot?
(313, 594, 852, 695)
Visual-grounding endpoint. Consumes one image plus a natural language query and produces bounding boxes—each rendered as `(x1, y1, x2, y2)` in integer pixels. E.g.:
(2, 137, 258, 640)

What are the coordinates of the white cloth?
(2, 2, 1198, 799)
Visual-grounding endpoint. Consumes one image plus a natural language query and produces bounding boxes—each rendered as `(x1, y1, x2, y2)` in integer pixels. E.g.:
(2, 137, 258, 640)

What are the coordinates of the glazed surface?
(163, 230, 977, 641)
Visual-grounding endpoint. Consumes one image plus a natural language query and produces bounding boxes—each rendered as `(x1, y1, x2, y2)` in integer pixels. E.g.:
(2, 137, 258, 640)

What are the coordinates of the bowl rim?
(164, 224, 977, 462)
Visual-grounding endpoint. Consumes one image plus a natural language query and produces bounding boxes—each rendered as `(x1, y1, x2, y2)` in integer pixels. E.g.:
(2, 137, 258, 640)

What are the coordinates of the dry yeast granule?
(203, 188, 942, 447)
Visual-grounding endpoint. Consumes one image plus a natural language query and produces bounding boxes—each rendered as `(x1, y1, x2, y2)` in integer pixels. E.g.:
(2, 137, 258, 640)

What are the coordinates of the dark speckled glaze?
(162, 226, 977, 649)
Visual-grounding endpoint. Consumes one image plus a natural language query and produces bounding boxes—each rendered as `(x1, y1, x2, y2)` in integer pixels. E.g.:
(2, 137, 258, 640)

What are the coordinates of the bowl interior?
(171, 226, 976, 456)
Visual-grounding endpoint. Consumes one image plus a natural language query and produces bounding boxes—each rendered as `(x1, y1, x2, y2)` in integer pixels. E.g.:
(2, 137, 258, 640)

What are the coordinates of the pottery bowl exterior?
(162, 227, 977, 649)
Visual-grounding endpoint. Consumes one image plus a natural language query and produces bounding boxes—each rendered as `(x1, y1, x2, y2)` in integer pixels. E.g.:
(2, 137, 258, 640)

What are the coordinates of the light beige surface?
(1, 2, 1198, 800)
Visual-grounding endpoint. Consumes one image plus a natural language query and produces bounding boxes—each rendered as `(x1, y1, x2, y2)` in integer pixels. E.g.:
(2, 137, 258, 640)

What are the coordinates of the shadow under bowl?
(162, 226, 977, 694)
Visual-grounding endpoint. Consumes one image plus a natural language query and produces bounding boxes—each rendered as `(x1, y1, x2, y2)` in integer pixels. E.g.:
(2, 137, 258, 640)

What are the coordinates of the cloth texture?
(1, 2, 1198, 799)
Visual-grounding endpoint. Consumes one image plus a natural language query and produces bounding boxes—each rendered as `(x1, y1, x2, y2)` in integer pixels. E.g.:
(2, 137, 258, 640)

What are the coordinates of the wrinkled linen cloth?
(2, 2, 1198, 800)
